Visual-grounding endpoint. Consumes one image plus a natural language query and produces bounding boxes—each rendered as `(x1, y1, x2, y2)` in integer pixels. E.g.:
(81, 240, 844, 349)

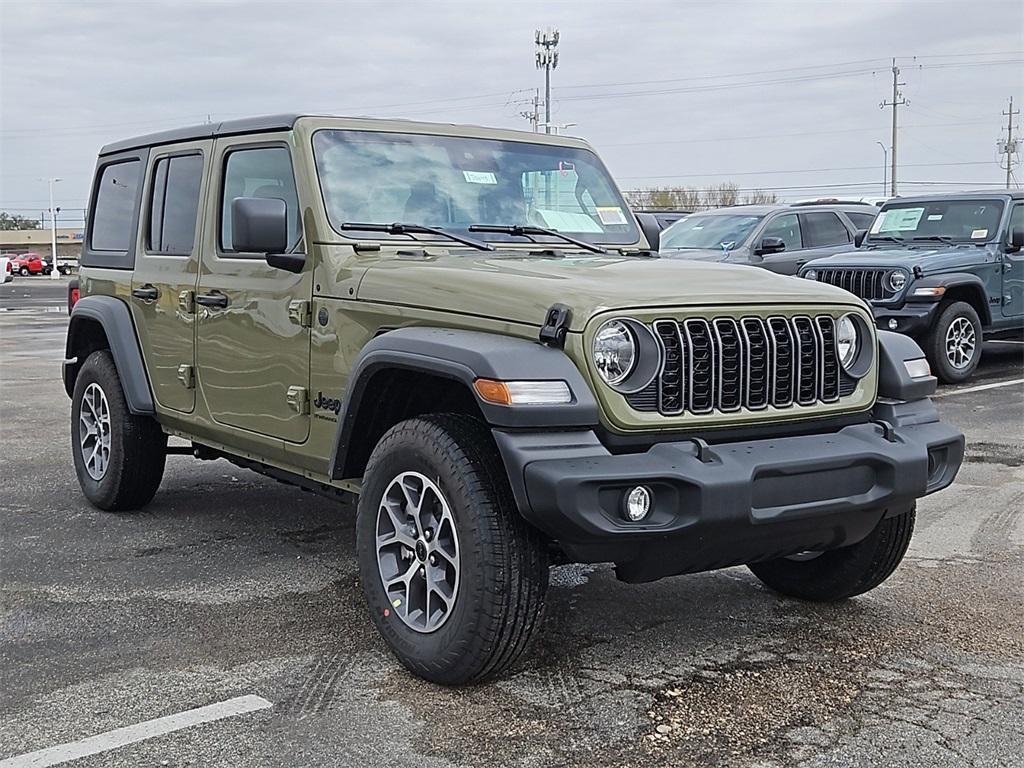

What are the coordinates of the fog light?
(888, 318, 898, 330)
(623, 486, 652, 522)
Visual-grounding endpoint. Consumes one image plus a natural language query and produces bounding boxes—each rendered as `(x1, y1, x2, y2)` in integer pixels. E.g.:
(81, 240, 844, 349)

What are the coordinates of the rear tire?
(748, 506, 915, 601)
(19, 267, 29, 276)
(71, 350, 166, 511)
(923, 300, 982, 384)
(356, 414, 549, 685)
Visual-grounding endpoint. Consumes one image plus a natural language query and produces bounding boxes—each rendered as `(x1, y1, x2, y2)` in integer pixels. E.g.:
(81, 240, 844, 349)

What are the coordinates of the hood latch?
(539, 303, 572, 348)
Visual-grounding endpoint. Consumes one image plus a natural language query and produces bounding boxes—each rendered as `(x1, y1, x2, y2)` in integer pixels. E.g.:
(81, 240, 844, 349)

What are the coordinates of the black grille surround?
(813, 267, 901, 302)
(628, 314, 856, 416)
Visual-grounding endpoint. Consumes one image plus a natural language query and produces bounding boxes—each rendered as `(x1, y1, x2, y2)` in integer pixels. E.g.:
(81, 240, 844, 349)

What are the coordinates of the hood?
(804, 244, 996, 274)
(355, 251, 862, 331)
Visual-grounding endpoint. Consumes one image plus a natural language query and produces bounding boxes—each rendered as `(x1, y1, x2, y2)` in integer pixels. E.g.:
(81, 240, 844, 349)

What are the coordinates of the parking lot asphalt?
(2, 281, 1022, 768)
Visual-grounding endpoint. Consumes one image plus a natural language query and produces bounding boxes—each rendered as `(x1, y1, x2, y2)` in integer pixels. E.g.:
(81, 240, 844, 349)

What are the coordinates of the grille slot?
(634, 314, 854, 416)
(816, 268, 897, 302)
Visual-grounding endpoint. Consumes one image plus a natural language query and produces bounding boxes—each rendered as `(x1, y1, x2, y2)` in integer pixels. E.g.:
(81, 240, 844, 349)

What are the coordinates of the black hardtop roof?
(99, 114, 303, 155)
(691, 203, 876, 217)
(882, 189, 1024, 205)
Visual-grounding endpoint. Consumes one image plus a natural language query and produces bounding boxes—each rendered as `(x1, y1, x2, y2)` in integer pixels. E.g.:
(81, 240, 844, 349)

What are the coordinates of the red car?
(10, 252, 51, 276)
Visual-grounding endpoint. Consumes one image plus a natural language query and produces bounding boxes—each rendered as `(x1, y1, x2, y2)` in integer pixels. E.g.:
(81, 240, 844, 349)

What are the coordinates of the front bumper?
(870, 302, 940, 336)
(494, 406, 963, 582)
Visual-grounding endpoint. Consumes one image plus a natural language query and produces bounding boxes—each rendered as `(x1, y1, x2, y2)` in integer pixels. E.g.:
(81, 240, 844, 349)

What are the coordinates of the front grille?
(636, 314, 844, 416)
(815, 268, 896, 301)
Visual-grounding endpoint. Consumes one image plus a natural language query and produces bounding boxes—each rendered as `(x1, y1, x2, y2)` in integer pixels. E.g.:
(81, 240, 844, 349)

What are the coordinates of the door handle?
(195, 291, 229, 309)
(131, 285, 159, 301)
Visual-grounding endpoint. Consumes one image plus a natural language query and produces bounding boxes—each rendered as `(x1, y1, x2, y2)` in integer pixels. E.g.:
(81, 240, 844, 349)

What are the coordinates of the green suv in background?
(801, 191, 1024, 382)
(64, 115, 963, 684)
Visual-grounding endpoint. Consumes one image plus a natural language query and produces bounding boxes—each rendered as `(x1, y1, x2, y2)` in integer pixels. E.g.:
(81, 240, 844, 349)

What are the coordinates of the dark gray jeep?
(800, 191, 1024, 383)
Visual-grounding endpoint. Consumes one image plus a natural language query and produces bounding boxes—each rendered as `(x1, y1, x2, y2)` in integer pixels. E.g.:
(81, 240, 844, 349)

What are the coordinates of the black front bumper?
(871, 301, 940, 336)
(494, 406, 963, 582)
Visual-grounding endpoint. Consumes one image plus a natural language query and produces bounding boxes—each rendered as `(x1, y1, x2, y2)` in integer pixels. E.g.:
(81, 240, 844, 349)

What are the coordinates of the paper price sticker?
(596, 206, 627, 226)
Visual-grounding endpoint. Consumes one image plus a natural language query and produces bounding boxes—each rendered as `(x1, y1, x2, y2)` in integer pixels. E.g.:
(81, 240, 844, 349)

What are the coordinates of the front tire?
(19, 267, 29, 276)
(71, 350, 167, 511)
(748, 506, 915, 601)
(356, 414, 549, 685)
(924, 300, 982, 384)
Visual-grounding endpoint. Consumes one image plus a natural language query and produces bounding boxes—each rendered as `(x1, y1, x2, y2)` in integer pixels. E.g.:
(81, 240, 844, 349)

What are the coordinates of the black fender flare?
(907, 271, 991, 322)
(328, 327, 598, 480)
(63, 295, 155, 414)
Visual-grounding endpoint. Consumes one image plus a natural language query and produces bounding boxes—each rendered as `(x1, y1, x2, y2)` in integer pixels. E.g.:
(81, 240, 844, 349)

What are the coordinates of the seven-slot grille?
(643, 315, 843, 416)
(813, 268, 898, 302)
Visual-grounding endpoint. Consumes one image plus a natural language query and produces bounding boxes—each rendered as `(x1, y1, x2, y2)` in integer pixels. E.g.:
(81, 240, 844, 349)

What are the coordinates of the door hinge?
(178, 290, 195, 314)
(286, 385, 309, 414)
(288, 299, 312, 327)
(177, 364, 195, 389)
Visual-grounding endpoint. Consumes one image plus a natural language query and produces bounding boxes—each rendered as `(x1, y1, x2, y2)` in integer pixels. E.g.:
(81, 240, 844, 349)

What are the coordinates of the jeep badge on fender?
(63, 114, 964, 686)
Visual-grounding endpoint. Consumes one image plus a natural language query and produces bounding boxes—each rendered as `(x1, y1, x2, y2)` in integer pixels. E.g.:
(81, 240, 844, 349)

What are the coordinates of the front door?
(195, 136, 312, 443)
(130, 142, 209, 413)
(757, 212, 806, 274)
(1003, 202, 1024, 319)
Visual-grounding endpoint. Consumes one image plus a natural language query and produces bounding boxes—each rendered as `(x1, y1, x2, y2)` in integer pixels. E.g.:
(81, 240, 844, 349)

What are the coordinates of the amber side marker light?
(473, 378, 573, 406)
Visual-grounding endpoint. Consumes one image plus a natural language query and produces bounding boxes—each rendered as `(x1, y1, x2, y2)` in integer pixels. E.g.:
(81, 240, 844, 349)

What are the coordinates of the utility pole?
(535, 28, 559, 134)
(998, 96, 1020, 189)
(47, 178, 62, 280)
(516, 88, 541, 132)
(875, 141, 888, 197)
(880, 58, 907, 197)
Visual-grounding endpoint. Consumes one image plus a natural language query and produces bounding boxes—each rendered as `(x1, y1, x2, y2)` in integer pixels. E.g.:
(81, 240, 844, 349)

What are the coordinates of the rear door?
(195, 135, 312, 443)
(1003, 201, 1024, 320)
(129, 142, 209, 413)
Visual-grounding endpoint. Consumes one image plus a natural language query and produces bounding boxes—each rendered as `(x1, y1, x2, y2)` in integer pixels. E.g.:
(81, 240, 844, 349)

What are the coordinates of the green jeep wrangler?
(64, 114, 964, 685)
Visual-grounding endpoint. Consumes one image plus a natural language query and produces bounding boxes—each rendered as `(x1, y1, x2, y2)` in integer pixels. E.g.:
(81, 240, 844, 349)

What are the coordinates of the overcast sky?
(1, 0, 1021, 226)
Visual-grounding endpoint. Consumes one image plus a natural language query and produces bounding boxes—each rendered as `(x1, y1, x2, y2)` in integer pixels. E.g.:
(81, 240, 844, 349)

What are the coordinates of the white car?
(1, 256, 13, 283)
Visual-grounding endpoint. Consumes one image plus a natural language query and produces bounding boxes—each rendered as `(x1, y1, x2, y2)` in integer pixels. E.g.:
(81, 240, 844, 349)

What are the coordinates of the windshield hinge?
(539, 303, 572, 348)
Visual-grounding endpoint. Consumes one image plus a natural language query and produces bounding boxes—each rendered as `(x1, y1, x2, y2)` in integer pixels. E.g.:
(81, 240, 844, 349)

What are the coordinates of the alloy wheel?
(79, 382, 111, 481)
(375, 471, 460, 633)
(944, 316, 976, 370)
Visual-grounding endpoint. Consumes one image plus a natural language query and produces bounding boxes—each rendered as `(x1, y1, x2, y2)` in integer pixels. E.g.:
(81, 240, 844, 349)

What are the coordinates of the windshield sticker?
(462, 170, 497, 184)
(971, 228, 988, 239)
(927, 214, 944, 221)
(558, 161, 576, 177)
(596, 206, 627, 226)
(874, 207, 925, 233)
(534, 208, 604, 232)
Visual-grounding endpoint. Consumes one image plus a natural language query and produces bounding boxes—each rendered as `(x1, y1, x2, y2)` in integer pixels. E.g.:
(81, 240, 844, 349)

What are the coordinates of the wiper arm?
(869, 235, 905, 243)
(468, 223, 607, 254)
(339, 222, 494, 251)
(911, 235, 956, 245)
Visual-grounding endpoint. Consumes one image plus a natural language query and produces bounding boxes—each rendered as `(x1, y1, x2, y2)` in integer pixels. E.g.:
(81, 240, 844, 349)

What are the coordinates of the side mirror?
(755, 236, 786, 256)
(231, 197, 305, 273)
(1008, 227, 1024, 253)
(854, 229, 867, 247)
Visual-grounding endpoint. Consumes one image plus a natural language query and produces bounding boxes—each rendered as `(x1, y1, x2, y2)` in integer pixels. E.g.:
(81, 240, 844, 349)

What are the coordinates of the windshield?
(658, 213, 763, 251)
(867, 199, 1005, 243)
(312, 130, 639, 246)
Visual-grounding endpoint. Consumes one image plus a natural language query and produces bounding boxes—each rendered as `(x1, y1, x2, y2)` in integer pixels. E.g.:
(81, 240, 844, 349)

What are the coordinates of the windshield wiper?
(868, 235, 905, 243)
(339, 222, 494, 251)
(911, 235, 957, 245)
(467, 224, 607, 254)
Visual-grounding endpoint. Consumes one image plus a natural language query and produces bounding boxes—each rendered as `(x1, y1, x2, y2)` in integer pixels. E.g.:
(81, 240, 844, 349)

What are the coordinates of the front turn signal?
(473, 378, 572, 406)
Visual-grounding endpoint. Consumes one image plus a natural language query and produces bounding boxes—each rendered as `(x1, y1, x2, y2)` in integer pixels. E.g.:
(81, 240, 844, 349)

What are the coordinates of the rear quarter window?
(90, 160, 142, 251)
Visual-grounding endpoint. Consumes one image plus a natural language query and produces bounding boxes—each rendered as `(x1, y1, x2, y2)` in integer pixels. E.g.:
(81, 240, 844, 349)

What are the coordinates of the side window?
(148, 154, 203, 255)
(801, 212, 851, 247)
(220, 146, 299, 253)
(90, 159, 142, 251)
(846, 211, 876, 231)
(761, 213, 802, 250)
(1009, 204, 1024, 236)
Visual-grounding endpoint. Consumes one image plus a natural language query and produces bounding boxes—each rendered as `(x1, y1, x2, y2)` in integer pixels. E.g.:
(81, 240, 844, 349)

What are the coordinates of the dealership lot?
(2, 280, 1022, 768)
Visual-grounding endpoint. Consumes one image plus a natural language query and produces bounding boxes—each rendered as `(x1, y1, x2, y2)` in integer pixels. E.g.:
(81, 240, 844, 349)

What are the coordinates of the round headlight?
(593, 320, 637, 386)
(836, 314, 860, 370)
(887, 270, 907, 292)
(804, 269, 818, 281)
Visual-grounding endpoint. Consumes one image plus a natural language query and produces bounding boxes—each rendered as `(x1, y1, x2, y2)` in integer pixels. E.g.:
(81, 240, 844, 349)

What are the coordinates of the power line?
(616, 160, 995, 181)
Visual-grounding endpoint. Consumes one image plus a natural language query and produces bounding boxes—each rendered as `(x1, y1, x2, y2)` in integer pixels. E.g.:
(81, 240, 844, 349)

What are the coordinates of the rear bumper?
(494, 404, 963, 582)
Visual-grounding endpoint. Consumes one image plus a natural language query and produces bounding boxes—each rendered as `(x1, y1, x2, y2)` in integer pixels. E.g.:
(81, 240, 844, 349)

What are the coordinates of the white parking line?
(988, 339, 1024, 345)
(0, 695, 272, 768)
(933, 378, 1024, 398)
